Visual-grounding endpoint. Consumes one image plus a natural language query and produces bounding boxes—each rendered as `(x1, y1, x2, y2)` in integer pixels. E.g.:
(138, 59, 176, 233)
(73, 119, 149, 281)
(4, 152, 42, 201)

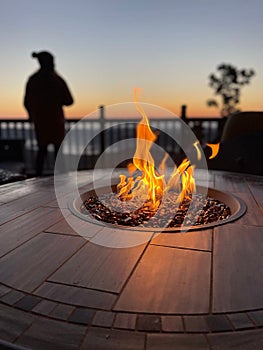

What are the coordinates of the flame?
(193, 141, 202, 160)
(206, 143, 220, 159)
(159, 153, 169, 176)
(117, 88, 196, 210)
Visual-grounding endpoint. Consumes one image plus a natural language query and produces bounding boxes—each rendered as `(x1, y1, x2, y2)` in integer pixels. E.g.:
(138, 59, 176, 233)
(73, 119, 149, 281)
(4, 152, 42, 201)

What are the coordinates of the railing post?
(99, 105, 105, 154)
(181, 105, 187, 121)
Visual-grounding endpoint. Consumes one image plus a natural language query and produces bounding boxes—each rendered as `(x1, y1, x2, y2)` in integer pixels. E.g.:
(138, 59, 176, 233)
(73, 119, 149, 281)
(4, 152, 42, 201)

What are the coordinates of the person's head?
(32, 51, 54, 70)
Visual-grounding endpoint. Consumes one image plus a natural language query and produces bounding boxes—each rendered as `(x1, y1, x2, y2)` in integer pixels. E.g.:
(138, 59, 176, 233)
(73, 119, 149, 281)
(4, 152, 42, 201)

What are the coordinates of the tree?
(207, 63, 255, 117)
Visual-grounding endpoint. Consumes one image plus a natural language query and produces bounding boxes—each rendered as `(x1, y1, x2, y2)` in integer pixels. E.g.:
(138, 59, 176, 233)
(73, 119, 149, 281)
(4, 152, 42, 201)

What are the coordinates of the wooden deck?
(0, 170, 263, 349)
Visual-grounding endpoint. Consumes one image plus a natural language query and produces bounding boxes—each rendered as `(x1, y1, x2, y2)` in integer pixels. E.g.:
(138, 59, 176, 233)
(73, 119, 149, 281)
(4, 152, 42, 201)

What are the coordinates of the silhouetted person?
(24, 51, 74, 176)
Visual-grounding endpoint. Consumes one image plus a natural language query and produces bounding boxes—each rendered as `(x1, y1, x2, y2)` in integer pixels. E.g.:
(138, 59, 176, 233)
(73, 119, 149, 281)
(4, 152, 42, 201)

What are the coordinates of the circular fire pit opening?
(69, 185, 246, 232)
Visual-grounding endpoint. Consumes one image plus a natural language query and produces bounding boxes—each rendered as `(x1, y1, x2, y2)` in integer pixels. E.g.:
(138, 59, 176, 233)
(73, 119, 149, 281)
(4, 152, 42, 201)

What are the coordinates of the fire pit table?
(0, 169, 263, 349)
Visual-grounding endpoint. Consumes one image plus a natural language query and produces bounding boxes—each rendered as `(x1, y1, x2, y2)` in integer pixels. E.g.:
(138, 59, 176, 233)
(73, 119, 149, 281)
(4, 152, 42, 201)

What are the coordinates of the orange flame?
(206, 143, 220, 159)
(117, 88, 196, 209)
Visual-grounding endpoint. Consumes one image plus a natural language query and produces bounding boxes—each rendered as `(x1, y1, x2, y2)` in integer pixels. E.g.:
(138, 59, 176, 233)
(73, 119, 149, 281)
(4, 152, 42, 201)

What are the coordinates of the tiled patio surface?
(0, 170, 263, 349)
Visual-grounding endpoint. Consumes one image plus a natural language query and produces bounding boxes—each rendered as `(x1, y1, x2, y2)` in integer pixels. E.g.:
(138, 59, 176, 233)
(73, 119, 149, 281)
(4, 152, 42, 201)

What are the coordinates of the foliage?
(207, 63, 255, 117)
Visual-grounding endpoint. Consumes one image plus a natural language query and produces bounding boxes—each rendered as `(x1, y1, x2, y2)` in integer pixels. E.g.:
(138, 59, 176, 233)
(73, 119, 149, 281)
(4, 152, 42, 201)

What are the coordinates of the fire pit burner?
(81, 192, 230, 228)
(69, 185, 246, 232)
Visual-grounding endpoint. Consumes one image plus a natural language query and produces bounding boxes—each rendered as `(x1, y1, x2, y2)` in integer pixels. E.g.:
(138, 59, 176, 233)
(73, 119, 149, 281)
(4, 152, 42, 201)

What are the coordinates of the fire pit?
(69, 183, 246, 232)
(69, 90, 246, 232)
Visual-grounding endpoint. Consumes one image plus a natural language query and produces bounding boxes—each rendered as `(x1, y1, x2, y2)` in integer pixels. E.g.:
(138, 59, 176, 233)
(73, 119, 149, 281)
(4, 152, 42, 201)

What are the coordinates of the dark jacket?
(24, 69, 73, 146)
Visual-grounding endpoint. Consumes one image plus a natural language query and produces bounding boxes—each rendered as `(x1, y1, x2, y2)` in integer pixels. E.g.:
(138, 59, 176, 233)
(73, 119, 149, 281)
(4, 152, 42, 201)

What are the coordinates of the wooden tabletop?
(0, 170, 263, 350)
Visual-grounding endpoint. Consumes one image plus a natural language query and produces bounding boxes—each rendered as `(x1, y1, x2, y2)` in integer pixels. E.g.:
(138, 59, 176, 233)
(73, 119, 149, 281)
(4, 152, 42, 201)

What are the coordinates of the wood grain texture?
(80, 327, 145, 350)
(0, 303, 34, 343)
(151, 230, 212, 251)
(0, 207, 64, 257)
(214, 173, 250, 193)
(207, 329, 263, 350)
(147, 334, 209, 350)
(233, 192, 263, 226)
(248, 181, 263, 211)
(0, 183, 36, 204)
(16, 317, 85, 350)
(213, 224, 263, 312)
(49, 241, 147, 293)
(45, 211, 103, 238)
(0, 187, 56, 226)
(0, 170, 263, 331)
(114, 245, 211, 314)
(35, 282, 117, 310)
(0, 232, 85, 292)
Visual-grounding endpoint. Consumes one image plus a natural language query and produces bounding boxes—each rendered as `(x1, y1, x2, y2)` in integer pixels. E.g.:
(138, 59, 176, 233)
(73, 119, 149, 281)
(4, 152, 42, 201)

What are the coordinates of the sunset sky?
(1, 0, 263, 118)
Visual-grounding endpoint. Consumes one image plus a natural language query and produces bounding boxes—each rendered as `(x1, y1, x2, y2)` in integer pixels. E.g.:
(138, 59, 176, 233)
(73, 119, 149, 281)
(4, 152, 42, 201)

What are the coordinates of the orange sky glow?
(1, 1, 263, 120)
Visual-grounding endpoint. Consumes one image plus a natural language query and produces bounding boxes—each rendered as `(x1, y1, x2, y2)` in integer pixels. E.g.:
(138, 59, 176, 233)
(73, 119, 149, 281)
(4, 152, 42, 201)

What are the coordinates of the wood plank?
(207, 329, 263, 350)
(147, 334, 208, 350)
(233, 192, 263, 226)
(0, 303, 34, 343)
(90, 227, 153, 248)
(48, 171, 117, 208)
(214, 173, 250, 193)
(35, 281, 116, 309)
(161, 315, 184, 332)
(26, 176, 56, 186)
(0, 205, 25, 226)
(0, 207, 64, 257)
(114, 313, 137, 330)
(196, 180, 215, 189)
(77, 171, 95, 186)
(151, 230, 212, 251)
(45, 210, 103, 238)
(49, 240, 147, 293)
(114, 245, 211, 314)
(44, 192, 76, 209)
(16, 317, 85, 350)
(0, 183, 36, 203)
(248, 181, 263, 211)
(213, 224, 263, 312)
(194, 169, 215, 189)
(80, 328, 145, 350)
(194, 169, 214, 182)
(0, 232, 85, 292)
(0, 190, 56, 225)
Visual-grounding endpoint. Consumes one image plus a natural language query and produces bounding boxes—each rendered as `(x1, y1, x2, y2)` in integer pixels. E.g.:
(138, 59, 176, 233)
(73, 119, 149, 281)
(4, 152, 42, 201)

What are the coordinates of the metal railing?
(0, 107, 225, 174)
